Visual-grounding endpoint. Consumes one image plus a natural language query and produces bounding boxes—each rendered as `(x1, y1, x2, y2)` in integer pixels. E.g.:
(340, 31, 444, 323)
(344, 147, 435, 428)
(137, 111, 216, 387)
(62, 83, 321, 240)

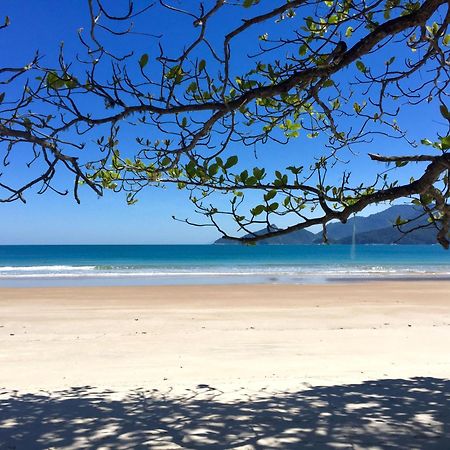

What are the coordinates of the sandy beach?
(1, 281, 449, 448)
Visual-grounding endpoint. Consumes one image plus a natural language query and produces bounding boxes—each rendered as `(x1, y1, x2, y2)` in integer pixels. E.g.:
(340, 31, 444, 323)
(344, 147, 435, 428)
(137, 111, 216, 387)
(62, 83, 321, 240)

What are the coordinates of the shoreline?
(1, 273, 450, 288)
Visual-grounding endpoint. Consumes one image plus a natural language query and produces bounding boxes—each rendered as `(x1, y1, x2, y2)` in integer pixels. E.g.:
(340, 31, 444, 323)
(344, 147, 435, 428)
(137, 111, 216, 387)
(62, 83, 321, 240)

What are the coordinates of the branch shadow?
(0, 377, 449, 449)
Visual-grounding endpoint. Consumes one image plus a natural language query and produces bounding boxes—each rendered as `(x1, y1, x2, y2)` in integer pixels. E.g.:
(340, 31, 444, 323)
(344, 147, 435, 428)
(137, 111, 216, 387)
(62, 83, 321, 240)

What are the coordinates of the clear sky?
(1, 0, 445, 244)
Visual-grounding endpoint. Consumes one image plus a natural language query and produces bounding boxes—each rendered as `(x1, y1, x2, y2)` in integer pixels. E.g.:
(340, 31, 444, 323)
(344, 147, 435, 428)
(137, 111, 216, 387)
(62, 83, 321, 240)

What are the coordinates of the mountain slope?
(314, 204, 424, 243)
(336, 223, 436, 244)
(214, 205, 435, 244)
(215, 226, 315, 245)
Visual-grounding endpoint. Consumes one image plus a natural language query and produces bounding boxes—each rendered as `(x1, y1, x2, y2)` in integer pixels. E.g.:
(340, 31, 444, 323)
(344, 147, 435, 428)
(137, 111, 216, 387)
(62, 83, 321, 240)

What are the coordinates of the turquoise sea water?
(1, 245, 450, 287)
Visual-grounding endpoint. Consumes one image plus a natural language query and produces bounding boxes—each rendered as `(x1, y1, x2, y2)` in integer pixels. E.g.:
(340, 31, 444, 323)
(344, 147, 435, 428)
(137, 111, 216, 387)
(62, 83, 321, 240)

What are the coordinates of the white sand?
(0, 282, 449, 448)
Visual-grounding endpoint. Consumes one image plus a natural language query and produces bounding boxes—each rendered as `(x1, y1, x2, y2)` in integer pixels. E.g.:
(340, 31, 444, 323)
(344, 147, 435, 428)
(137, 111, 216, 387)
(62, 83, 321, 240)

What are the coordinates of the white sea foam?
(0, 265, 96, 272)
(1, 264, 449, 280)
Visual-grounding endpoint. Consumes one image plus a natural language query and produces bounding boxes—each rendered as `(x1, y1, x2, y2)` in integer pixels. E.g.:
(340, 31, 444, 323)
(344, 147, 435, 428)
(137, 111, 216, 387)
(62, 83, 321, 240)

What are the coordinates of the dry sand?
(0, 282, 449, 448)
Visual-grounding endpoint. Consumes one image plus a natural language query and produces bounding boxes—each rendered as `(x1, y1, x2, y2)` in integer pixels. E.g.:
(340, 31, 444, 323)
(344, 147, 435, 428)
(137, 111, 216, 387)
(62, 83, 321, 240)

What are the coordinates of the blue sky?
(1, 0, 445, 244)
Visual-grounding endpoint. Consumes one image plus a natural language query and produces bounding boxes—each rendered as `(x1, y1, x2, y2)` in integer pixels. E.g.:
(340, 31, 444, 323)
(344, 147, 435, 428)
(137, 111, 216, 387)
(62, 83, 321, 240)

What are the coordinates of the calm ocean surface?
(1, 245, 450, 287)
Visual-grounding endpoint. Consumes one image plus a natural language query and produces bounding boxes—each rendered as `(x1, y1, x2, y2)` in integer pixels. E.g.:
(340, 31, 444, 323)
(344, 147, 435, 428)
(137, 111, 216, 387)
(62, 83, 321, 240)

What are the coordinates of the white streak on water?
(1, 264, 450, 280)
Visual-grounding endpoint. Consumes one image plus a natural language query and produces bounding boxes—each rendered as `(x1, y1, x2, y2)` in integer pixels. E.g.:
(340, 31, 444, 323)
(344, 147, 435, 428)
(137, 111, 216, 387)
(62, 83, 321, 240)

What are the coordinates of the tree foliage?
(0, 0, 449, 246)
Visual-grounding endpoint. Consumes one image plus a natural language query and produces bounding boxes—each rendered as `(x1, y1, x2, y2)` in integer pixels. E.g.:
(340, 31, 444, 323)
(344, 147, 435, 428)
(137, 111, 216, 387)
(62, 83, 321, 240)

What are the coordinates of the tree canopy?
(1, 0, 449, 246)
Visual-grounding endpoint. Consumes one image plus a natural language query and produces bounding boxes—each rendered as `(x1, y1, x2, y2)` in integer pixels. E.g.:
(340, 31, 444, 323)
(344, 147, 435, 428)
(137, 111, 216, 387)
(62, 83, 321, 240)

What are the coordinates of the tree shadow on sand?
(0, 377, 449, 449)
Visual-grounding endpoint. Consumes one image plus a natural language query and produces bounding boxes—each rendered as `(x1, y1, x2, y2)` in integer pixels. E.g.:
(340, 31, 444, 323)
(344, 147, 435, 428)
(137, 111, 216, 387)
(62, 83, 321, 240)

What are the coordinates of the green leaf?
(264, 190, 276, 202)
(253, 167, 265, 180)
(245, 176, 257, 186)
(328, 14, 338, 24)
(395, 216, 408, 226)
(269, 202, 279, 211)
(65, 77, 78, 89)
(243, 0, 259, 7)
(385, 56, 395, 66)
(251, 205, 265, 216)
(139, 53, 149, 69)
(345, 26, 353, 37)
(440, 135, 450, 150)
(305, 16, 314, 31)
(198, 59, 206, 72)
(331, 98, 340, 110)
(166, 65, 183, 83)
(161, 156, 171, 167)
(421, 193, 433, 205)
(440, 104, 450, 121)
(46, 71, 65, 90)
(224, 155, 238, 169)
(187, 82, 198, 93)
(287, 165, 303, 175)
(185, 160, 196, 177)
(356, 60, 366, 73)
(208, 163, 219, 177)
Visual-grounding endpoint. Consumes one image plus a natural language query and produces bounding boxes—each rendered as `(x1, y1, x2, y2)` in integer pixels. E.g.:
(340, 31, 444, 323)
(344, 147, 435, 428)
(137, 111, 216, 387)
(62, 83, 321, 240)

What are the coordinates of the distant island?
(214, 205, 437, 245)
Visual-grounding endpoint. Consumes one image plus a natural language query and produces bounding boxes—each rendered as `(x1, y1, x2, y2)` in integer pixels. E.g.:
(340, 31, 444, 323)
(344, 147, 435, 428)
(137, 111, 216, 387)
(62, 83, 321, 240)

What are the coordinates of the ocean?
(1, 244, 450, 287)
